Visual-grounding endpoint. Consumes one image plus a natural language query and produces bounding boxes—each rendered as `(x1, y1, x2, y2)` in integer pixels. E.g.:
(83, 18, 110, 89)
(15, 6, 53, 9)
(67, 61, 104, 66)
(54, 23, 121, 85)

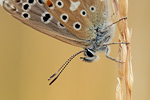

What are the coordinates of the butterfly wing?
(1, 0, 90, 48)
(44, 0, 110, 40)
(1, 0, 111, 47)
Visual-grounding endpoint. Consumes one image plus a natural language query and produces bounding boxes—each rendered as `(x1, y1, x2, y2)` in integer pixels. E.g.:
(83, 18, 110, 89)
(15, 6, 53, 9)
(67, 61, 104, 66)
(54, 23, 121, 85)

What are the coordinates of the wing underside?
(2, 0, 90, 48)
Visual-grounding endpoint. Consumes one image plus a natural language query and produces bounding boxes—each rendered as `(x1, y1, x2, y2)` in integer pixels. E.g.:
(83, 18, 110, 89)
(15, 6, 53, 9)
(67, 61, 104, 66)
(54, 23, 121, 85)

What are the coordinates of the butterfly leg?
(103, 42, 130, 46)
(100, 17, 127, 33)
(105, 46, 124, 63)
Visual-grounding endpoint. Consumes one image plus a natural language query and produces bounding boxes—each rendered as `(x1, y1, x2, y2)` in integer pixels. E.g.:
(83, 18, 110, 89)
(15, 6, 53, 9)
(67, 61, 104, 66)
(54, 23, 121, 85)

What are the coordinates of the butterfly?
(0, 0, 127, 85)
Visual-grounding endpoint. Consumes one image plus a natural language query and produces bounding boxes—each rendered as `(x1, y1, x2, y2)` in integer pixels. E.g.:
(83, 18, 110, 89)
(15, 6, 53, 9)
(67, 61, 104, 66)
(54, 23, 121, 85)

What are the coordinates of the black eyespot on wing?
(45, 13, 51, 18)
(62, 15, 67, 20)
(21, 12, 30, 19)
(61, 14, 68, 22)
(28, 0, 34, 4)
(57, 22, 65, 29)
(82, 11, 86, 16)
(43, 14, 51, 22)
(73, 22, 81, 30)
(56, 0, 64, 8)
(57, 1, 62, 6)
(90, 6, 96, 12)
(23, 13, 28, 18)
(41, 12, 53, 24)
(75, 23, 80, 29)
(38, 0, 43, 4)
(23, 4, 29, 10)
(43, 16, 49, 22)
(91, 7, 94, 10)
(60, 23, 64, 27)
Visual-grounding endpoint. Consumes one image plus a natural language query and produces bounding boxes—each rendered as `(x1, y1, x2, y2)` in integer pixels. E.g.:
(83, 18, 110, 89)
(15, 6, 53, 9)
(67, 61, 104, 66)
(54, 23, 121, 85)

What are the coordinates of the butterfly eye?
(56, 0, 64, 8)
(73, 22, 82, 31)
(90, 6, 96, 12)
(85, 49, 94, 57)
(80, 49, 98, 62)
(22, 3, 31, 11)
(80, 10, 87, 16)
(21, 12, 30, 19)
(60, 14, 69, 22)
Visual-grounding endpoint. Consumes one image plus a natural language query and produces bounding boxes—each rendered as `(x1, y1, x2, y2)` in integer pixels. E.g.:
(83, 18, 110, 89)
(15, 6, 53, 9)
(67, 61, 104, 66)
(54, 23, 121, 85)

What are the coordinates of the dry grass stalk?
(112, 0, 133, 100)
(116, 78, 122, 100)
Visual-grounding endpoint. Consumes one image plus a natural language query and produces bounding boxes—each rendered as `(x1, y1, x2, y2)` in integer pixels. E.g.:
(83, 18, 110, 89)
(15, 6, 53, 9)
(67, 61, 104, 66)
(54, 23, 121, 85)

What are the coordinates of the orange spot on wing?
(46, 0, 53, 7)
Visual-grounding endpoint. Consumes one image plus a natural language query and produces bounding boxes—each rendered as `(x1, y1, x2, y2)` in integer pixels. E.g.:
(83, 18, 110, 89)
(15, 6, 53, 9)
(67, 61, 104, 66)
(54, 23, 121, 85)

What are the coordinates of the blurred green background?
(0, 0, 150, 100)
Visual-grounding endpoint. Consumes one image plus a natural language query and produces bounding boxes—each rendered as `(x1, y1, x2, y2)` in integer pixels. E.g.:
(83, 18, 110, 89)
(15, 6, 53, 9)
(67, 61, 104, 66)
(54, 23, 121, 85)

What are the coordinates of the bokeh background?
(0, 0, 149, 100)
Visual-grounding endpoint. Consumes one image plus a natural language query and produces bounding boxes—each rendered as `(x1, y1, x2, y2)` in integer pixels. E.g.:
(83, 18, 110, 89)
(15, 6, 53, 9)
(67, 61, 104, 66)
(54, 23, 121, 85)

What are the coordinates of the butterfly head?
(80, 48, 99, 62)
(80, 22, 115, 62)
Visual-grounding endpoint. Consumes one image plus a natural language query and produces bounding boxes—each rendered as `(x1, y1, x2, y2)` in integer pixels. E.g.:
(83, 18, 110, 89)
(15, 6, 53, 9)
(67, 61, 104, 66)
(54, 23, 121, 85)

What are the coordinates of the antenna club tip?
(48, 78, 51, 81)
(49, 83, 52, 85)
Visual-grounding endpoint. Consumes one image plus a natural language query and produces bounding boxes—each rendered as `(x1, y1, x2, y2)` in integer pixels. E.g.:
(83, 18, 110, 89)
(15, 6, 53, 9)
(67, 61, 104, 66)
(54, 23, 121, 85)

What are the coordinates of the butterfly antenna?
(48, 50, 85, 85)
(100, 17, 127, 32)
